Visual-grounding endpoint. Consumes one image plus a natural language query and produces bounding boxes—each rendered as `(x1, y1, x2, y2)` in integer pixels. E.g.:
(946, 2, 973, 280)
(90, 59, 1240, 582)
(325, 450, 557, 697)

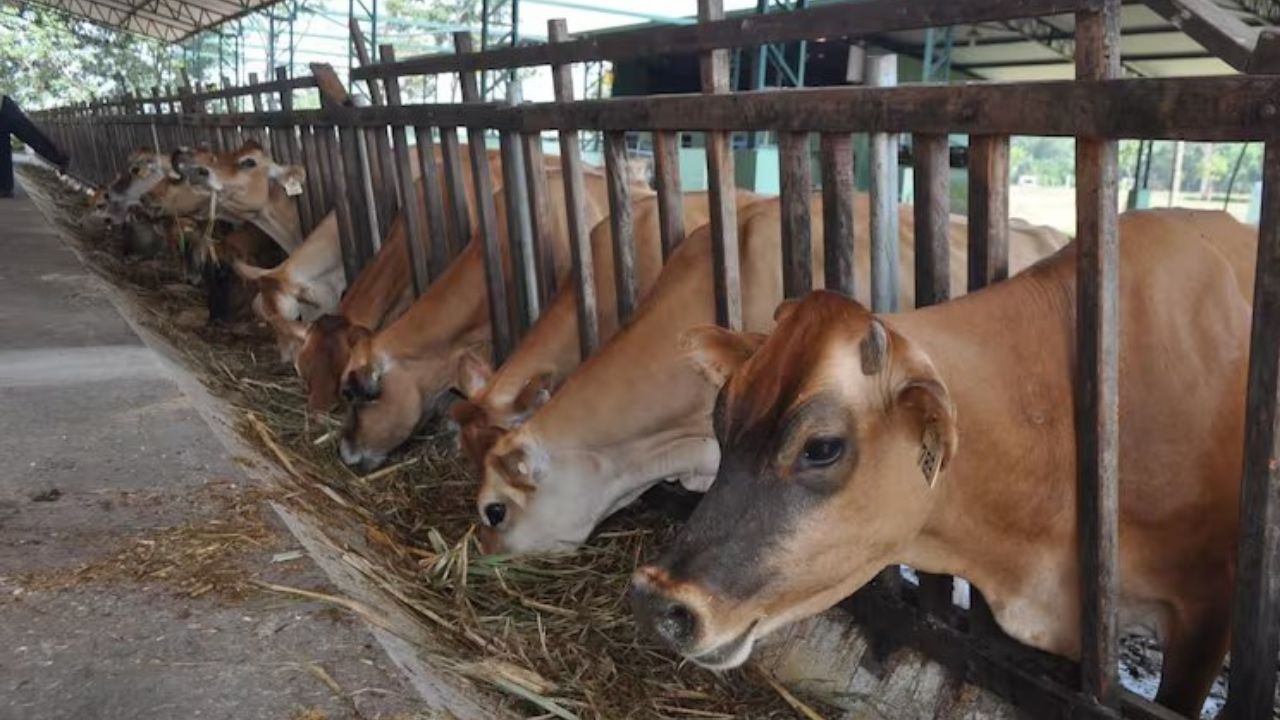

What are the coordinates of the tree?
(0, 7, 171, 109)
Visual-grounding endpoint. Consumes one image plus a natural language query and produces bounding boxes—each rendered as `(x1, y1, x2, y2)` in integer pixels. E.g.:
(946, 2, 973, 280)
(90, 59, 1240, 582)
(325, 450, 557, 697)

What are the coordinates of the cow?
(176, 139, 307, 253)
(474, 194, 1069, 555)
(631, 208, 1260, 717)
(450, 190, 766, 468)
(294, 148, 510, 415)
(336, 166, 616, 471)
(232, 213, 342, 359)
(88, 147, 172, 227)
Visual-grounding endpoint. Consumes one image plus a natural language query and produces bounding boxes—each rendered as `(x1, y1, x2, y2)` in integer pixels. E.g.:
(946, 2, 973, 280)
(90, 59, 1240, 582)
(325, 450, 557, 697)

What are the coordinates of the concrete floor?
(0, 183, 427, 720)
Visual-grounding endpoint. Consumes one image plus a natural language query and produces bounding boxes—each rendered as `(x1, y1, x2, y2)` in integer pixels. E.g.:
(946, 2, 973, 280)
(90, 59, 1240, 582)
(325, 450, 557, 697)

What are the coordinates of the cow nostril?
(483, 502, 506, 528)
(653, 598, 697, 648)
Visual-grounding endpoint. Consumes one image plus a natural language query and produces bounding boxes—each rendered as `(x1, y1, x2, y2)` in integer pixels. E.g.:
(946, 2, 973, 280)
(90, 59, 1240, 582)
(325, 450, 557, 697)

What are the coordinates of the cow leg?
(1154, 597, 1229, 717)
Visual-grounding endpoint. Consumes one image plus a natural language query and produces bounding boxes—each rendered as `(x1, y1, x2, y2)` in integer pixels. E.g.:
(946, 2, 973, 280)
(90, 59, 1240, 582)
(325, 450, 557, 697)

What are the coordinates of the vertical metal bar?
(522, 133, 556, 305)
(778, 131, 812, 298)
(820, 132, 856, 297)
(1074, 0, 1122, 708)
(380, 45, 431, 296)
(652, 130, 686, 263)
(867, 52, 900, 314)
(1225, 140, 1280, 720)
(548, 18, 601, 358)
(455, 30, 513, 365)
(604, 131, 638, 323)
(967, 135, 1010, 292)
(699, 0, 742, 331)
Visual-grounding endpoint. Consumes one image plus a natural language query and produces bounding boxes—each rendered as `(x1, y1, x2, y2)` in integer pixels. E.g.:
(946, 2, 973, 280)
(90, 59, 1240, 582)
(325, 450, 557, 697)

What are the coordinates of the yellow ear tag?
(919, 424, 943, 488)
(284, 178, 303, 196)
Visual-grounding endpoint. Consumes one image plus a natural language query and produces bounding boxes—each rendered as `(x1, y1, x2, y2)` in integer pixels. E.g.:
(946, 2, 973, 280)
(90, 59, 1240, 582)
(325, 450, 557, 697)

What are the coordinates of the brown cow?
(475, 195, 1068, 554)
(631, 209, 1258, 717)
(178, 140, 307, 253)
(336, 167, 614, 471)
(294, 148, 510, 414)
(450, 190, 765, 468)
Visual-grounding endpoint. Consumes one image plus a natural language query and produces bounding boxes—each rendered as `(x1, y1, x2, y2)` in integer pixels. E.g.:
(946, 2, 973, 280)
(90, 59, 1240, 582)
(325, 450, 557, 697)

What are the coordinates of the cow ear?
(495, 443, 542, 490)
(270, 164, 307, 195)
(773, 298, 801, 324)
(891, 333, 957, 489)
(232, 259, 268, 282)
(512, 372, 555, 417)
(679, 325, 766, 388)
(455, 348, 493, 399)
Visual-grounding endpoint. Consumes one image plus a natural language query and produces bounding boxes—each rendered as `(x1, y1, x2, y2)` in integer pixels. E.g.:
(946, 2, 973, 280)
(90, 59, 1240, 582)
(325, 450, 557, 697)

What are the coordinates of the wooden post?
(498, 75, 539, 337)
(549, 18, 601, 358)
(273, 67, 314, 236)
(699, 0, 742, 330)
(1074, 0, 1121, 709)
(455, 30, 514, 365)
(820, 133, 856, 297)
(778, 131, 813, 298)
(500, 128, 539, 336)
(604, 132, 639, 323)
(967, 135, 1010, 292)
(867, 52, 900, 314)
(1225, 140, 1280, 720)
(438, 128, 472, 259)
(911, 131, 954, 618)
(652, 130, 686, 263)
(912, 133, 951, 307)
(413, 124, 451, 280)
(351, 17, 397, 231)
(311, 64, 364, 283)
(522, 133, 557, 306)
(379, 45, 432, 296)
(246, 72, 266, 151)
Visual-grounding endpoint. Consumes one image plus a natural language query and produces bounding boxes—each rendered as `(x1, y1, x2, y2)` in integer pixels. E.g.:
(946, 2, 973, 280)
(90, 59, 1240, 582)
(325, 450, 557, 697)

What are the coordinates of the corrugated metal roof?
(19, 0, 286, 42)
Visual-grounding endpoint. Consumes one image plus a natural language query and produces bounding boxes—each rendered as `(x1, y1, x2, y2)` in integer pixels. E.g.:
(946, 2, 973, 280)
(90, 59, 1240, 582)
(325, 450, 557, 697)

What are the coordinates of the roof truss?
(10, 0, 280, 42)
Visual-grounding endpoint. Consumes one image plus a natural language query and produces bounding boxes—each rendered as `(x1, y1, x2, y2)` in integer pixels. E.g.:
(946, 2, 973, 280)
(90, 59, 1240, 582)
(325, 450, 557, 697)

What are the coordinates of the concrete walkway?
(0, 183, 425, 720)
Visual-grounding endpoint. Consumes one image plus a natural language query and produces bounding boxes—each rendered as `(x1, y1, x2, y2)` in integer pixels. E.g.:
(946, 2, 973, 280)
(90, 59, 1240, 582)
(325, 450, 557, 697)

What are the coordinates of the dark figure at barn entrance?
(0, 95, 69, 197)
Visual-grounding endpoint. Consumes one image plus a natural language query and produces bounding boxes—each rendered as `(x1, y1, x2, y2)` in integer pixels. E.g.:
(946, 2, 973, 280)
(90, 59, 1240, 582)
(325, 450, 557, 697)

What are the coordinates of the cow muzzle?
(631, 565, 759, 669)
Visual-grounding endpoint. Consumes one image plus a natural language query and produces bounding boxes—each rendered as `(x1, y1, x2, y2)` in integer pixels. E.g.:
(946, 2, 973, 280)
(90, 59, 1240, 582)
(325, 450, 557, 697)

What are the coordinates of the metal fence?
(31, 0, 1280, 717)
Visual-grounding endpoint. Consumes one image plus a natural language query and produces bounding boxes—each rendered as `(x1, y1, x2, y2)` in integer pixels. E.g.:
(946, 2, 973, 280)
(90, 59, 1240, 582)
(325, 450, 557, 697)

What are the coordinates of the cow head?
(232, 260, 316, 361)
(337, 337, 492, 472)
(179, 140, 305, 216)
(295, 316, 374, 415)
(632, 292, 957, 669)
(451, 361, 557, 469)
(89, 147, 172, 226)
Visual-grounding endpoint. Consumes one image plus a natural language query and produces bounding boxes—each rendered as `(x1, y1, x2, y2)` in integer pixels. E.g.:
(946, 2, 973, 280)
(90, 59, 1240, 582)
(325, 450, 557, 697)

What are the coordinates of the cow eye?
(239, 157, 257, 170)
(483, 502, 507, 528)
(800, 437, 844, 469)
(197, 167, 210, 177)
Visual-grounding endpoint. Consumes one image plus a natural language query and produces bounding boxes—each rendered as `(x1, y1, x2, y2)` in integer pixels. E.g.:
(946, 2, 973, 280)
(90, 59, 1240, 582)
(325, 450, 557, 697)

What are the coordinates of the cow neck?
(244, 183, 302, 254)
(277, 213, 341, 281)
(886, 256, 1076, 627)
(340, 213, 411, 330)
(478, 282, 581, 417)
(526, 233, 718, 455)
(374, 242, 488, 362)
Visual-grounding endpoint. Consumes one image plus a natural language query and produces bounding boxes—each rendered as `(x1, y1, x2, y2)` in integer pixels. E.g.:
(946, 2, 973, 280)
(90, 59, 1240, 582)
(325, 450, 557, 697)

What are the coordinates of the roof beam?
(1142, 0, 1274, 71)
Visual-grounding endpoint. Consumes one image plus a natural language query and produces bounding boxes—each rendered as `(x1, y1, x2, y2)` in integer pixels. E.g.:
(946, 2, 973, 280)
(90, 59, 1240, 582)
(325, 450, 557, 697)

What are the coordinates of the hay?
(18, 164, 829, 720)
